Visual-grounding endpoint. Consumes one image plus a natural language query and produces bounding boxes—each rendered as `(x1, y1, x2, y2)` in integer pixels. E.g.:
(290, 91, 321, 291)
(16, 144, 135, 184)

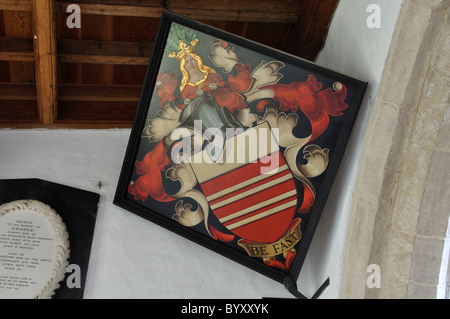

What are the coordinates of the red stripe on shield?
(201, 151, 283, 197)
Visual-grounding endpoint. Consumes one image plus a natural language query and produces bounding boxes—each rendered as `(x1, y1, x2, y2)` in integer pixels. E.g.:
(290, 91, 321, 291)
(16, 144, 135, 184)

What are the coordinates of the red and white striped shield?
(190, 122, 297, 244)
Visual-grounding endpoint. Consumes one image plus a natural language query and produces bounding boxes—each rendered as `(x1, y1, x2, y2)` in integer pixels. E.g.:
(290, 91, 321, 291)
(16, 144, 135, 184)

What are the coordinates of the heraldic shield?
(189, 122, 302, 269)
(115, 12, 368, 296)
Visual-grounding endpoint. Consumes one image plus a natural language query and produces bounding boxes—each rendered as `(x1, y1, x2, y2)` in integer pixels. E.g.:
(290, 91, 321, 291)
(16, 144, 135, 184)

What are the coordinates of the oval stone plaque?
(0, 200, 70, 299)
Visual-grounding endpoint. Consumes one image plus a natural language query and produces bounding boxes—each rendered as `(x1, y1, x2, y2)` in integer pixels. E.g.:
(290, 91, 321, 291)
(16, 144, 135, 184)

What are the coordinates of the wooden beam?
(57, 39, 152, 65)
(58, 54, 149, 66)
(2, 10, 35, 84)
(299, 0, 340, 61)
(55, 2, 162, 18)
(0, 37, 34, 61)
(32, 0, 57, 124)
(58, 84, 141, 102)
(56, 100, 137, 122)
(0, 100, 39, 121)
(55, 0, 300, 23)
(284, 0, 339, 61)
(0, 0, 32, 11)
(0, 122, 133, 129)
(172, 0, 300, 23)
(0, 82, 36, 100)
(0, 82, 140, 102)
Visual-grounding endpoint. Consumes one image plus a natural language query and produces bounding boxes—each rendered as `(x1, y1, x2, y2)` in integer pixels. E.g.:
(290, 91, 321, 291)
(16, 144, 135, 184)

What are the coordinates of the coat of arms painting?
(115, 12, 367, 293)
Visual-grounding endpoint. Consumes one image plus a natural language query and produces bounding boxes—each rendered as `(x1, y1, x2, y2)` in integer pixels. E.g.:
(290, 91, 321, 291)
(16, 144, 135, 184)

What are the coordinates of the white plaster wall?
(297, 0, 403, 298)
(0, 0, 403, 299)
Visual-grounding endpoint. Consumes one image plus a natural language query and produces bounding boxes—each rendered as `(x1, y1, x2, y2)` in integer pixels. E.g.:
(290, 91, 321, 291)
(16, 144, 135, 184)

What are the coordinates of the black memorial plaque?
(0, 178, 99, 299)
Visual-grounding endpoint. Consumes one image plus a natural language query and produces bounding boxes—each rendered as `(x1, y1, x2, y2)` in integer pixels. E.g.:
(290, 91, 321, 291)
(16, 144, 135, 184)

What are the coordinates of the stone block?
(411, 101, 447, 150)
(436, 106, 450, 151)
(417, 150, 450, 238)
(380, 231, 416, 298)
(381, 3, 439, 107)
(407, 282, 438, 298)
(409, 236, 446, 285)
(392, 142, 431, 234)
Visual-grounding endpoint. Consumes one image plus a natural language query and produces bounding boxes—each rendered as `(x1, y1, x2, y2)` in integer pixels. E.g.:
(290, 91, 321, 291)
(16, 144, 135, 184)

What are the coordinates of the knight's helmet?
(168, 33, 244, 141)
(179, 94, 244, 138)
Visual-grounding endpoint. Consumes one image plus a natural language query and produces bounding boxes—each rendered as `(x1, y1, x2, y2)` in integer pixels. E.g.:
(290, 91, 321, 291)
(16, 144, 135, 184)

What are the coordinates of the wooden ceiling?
(0, 0, 339, 128)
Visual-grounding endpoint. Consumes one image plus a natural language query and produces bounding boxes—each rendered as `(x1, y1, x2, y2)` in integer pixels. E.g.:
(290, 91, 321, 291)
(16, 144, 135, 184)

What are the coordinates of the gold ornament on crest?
(169, 39, 199, 60)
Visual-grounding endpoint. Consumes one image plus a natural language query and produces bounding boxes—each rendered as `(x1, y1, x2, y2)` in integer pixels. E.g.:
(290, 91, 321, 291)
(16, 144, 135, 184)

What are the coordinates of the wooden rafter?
(0, 82, 141, 103)
(171, 0, 299, 23)
(55, 0, 299, 23)
(57, 39, 152, 65)
(0, 82, 36, 100)
(32, 0, 57, 124)
(0, 0, 32, 12)
(58, 84, 141, 102)
(284, 0, 340, 60)
(55, 2, 162, 19)
(2, 0, 300, 23)
(0, 37, 34, 61)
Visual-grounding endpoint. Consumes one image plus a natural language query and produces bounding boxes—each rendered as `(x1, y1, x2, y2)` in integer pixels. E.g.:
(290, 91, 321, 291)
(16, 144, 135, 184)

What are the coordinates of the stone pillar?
(341, 0, 450, 298)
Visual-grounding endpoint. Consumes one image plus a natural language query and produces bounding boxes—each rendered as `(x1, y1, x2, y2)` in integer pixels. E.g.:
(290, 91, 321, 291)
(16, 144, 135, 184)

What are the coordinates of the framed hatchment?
(114, 11, 367, 298)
